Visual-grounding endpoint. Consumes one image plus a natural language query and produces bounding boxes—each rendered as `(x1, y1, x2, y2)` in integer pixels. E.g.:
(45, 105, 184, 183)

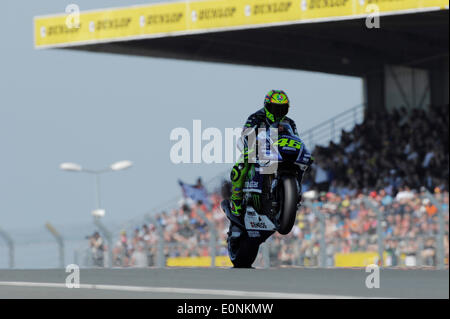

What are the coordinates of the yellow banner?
(34, 0, 449, 48)
(335, 251, 389, 267)
(166, 256, 233, 267)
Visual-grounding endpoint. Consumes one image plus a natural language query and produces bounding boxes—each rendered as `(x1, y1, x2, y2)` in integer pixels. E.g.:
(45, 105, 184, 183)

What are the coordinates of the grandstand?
(34, 0, 449, 268)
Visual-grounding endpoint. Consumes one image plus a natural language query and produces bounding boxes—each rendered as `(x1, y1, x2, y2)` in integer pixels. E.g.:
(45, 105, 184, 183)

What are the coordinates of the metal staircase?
(300, 104, 365, 150)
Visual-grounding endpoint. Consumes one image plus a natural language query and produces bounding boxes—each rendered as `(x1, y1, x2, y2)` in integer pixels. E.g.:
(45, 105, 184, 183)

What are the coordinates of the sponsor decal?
(308, 0, 350, 9)
(245, 214, 276, 230)
(281, 146, 298, 152)
(147, 12, 183, 25)
(250, 221, 267, 229)
(247, 231, 261, 237)
(197, 7, 237, 20)
(245, 181, 259, 188)
(46, 24, 82, 37)
(253, 2, 293, 15)
(96, 17, 132, 31)
(367, 0, 404, 4)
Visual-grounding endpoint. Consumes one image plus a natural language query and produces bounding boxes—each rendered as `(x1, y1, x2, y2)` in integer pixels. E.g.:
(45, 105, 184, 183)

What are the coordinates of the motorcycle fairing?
(221, 199, 275, 239)
(244, 206, 277, 231)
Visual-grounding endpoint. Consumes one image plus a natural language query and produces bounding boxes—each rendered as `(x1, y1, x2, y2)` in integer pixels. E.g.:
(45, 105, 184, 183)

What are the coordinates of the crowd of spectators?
(107, 193, 230, 267)
(305, 105, 449, 195)
(90, 186, 447, 268)
(111, 225, 159, 267)
(269, 187, 449, 267)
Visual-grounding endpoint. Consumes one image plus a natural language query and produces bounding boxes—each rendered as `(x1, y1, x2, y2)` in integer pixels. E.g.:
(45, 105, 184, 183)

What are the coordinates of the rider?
(229, 89, 301, 217)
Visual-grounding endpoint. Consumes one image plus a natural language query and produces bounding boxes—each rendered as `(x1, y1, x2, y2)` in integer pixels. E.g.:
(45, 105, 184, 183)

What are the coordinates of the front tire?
(278, 175, 299, 235)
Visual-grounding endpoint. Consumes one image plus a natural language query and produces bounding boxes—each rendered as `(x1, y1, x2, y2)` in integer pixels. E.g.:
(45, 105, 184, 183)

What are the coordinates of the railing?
(301, 104, 365, 150)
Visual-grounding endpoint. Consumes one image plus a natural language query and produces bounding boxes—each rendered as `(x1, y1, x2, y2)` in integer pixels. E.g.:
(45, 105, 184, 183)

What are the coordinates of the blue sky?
(0, 0, 362, 232)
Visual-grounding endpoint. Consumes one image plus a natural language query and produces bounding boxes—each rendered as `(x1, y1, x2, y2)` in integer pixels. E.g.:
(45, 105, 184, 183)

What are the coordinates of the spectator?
(130, 243, 148, 268)
(89, 231, 104, 267)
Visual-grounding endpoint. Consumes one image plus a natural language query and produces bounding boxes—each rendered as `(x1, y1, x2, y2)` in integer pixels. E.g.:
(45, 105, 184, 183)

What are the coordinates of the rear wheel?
(228, 228, 260, 268)
(278, 175, 299, 235)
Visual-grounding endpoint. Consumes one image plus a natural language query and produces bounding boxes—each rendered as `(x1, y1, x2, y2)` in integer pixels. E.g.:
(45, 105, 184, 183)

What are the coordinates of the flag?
(178, 179, 211, 209)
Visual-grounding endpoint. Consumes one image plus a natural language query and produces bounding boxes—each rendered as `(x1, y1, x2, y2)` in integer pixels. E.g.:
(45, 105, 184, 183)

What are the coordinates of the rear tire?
(278, 175, 299, 235)
(228, 230, 260, 268)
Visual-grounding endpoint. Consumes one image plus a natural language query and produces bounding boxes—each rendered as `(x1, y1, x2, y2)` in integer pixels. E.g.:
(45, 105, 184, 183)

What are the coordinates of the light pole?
(60, 160, 133, 267)
(60, 160, 133, 210)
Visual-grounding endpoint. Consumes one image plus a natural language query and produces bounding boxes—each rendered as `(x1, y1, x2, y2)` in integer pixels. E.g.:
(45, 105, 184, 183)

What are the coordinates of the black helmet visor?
(267, 103, 289, 121)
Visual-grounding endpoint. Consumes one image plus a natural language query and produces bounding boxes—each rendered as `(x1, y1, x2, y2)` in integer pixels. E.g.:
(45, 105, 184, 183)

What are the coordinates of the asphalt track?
(0, 267, 448, 299)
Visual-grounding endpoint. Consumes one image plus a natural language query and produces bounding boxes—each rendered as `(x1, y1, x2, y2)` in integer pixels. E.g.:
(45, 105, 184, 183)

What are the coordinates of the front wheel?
(278, 175, 299, 235)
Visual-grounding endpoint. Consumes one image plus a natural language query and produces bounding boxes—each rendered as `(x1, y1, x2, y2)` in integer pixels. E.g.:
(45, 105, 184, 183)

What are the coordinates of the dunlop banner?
(334, 251, 389, 267)
(166, 256, 233, 267)
(34, 0, 449, 48)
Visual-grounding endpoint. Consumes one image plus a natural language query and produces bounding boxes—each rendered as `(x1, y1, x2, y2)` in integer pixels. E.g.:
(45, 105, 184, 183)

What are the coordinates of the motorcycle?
(221, 122, 313, 268)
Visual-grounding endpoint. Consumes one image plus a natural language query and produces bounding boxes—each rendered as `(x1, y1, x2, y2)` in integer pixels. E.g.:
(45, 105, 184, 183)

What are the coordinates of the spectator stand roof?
(34, 0, 449, 77)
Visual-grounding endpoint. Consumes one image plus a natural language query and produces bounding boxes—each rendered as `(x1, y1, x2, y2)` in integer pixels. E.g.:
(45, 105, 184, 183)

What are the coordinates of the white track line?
(0, 281, 386, 299)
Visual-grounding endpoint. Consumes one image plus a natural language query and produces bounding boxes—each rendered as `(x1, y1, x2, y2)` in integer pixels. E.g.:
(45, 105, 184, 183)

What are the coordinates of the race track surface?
(0, 267, 448, 299)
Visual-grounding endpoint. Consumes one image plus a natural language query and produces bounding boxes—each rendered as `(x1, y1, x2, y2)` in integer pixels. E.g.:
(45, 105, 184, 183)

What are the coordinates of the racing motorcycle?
(221, 122, 313, 268)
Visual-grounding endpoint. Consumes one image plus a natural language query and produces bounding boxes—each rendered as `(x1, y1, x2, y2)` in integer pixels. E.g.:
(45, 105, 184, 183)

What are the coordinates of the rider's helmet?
(264, 90, 290, 123)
